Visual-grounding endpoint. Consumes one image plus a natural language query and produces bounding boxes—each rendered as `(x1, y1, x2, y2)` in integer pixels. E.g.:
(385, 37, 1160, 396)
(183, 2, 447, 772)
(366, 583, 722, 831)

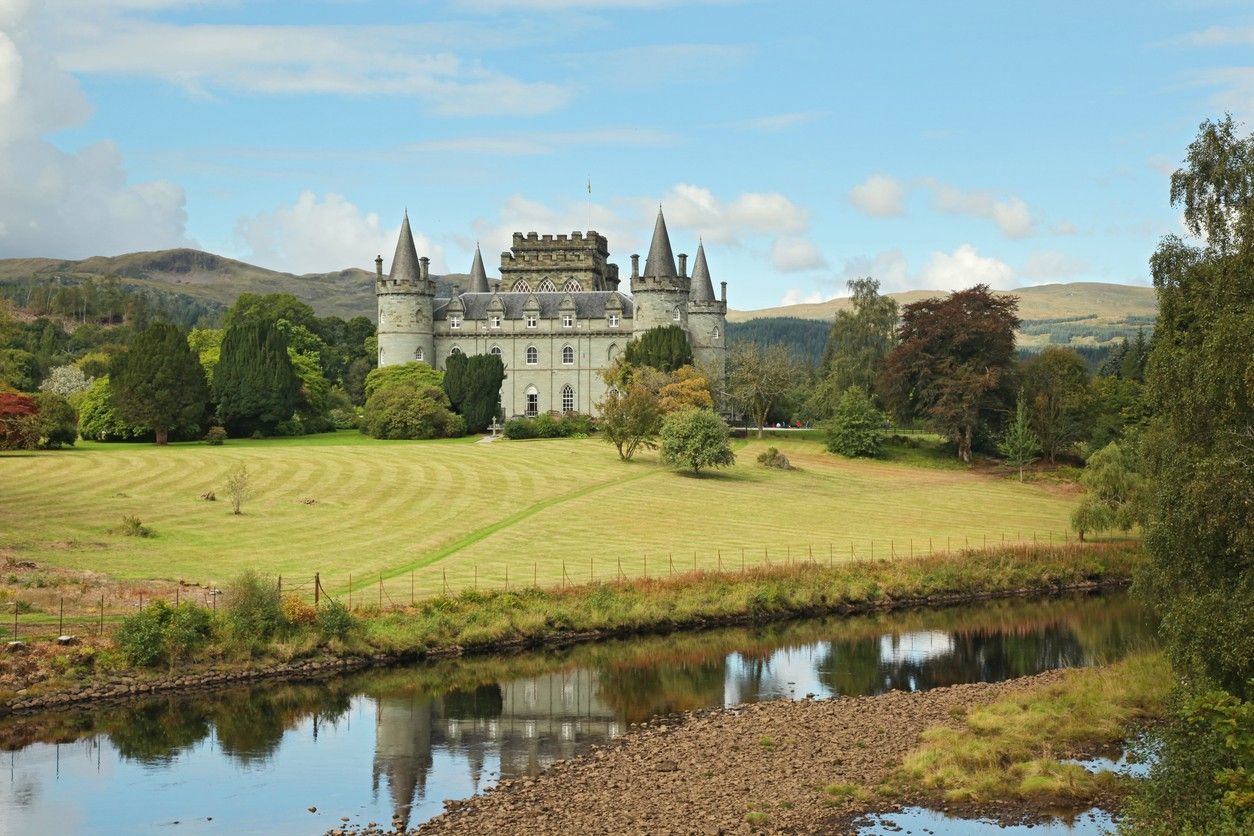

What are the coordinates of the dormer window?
(526, 314, 537, 328)
(562, 314, 574, 328)
(608, 313, 620, 328)
(450, 315, 462, 329)
(490, 315, 501, 329)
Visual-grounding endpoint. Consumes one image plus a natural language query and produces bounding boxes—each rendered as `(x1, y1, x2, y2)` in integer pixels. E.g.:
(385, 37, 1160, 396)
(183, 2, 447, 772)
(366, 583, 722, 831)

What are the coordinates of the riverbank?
(1, 543, 1142, 715)
(414, 653, 1167, 835)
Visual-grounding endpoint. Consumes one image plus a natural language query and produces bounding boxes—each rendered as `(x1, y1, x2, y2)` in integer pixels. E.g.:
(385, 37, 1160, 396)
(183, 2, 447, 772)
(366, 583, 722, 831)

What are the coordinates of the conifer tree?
(110, 322, 207, 445)
(624, 325, 693, 372)
(997, 390, 1039, 481)
(213, 320, 300, 437)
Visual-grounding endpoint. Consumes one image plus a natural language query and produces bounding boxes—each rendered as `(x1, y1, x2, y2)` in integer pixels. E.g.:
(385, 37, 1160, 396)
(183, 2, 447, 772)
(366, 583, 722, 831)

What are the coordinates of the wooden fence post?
(315, 572, 320, 606)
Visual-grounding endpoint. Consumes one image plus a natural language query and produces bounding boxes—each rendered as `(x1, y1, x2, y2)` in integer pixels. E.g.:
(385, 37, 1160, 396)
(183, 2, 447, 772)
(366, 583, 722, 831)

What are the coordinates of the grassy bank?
(881, 651, 1170, 810)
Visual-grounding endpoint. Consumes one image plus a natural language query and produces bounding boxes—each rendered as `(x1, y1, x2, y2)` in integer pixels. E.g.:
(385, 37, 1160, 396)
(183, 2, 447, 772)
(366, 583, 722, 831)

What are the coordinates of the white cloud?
(233, 192, 445, 276)
(472, 194, 640, 264)
(832, 249, 911, 292)
(778, 287, 827, 306)
(849, 174, 905, 217)
(559, 43, 751, 87)
(924, 178, 1035, 238)
(659, 184, 808, 244)
(1192, 67, 1254, 120)
(1020, 250, 1088, 281)
(771, 237, 827, 272)
(919, 244, 1016, 290)
(0, 1, 190, 258)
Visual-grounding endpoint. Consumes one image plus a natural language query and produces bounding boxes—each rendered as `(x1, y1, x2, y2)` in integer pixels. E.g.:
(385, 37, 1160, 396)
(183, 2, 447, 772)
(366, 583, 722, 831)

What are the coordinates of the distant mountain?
(0, 248, 471, 321)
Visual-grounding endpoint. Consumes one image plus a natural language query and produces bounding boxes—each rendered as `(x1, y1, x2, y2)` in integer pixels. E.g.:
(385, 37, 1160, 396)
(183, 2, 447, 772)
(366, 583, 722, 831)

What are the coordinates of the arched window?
(415, 347, 425, 361)
(673, 306, 682, 321)
(712, 326, 720, 341)
(525, 346, 538, 365)
(562, 279, 582, 292)
(512, 280, 531, 293)
(561, 385, 575, 413)
(524, 385, 539, 417)
(490, 345, 502, 358)
(536, 279, 557, 293)
(450, 346, 462, 355)
(562, 345, 574, 365)
(607, 343, 619, 362)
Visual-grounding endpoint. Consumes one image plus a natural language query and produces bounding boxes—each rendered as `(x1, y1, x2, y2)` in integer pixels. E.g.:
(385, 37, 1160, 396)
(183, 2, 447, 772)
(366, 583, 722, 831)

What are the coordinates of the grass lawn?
(1, 431, 1083, 599)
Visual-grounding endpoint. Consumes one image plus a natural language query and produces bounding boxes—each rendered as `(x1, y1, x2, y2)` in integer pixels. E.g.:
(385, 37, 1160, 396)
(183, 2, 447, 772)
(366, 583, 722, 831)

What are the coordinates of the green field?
(1, 432, 1080, 600)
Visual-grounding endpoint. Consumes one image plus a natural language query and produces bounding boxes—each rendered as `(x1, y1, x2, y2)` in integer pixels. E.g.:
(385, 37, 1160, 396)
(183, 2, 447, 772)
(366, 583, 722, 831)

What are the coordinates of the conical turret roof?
(642, 207, 677, 279)
(690, 241, 715, 301)
(388, 212, 421, 283)
(469, 244, 489, 293)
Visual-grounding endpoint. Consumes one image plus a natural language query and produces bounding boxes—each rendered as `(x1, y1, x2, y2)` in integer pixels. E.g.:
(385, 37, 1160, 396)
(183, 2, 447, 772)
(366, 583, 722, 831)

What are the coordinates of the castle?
(375, 208, 728, 418)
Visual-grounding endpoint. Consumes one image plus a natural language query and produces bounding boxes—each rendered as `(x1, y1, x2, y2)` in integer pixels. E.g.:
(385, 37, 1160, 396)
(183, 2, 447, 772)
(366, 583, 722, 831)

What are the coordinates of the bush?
(329, 406, 359, 430)
(115, 515, 154, 537)
(504, 413, 593, 440)
(825, 386, 884, 458)
(221, 570, 285, 643)
(115, 601, 213, 668)
(756, 447, 792, 469)
(204, 426, 227, 445)
(360, 382, 464, 440)
(531, 412, 563, 438)
(317, 598, 358, 640)
(274, 415, 306, 436)
(503, 417, 537, 439)
(363, 361, 443, 401)
(280, 593, 318, 626)
(660, 408, 735, 474)
(78, 376, 148, 442)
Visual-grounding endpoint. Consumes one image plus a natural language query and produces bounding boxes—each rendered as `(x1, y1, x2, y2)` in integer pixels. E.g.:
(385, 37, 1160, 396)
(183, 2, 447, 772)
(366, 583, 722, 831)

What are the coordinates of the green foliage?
(817, 278, 899, 405)
(115, 514, 154, 537)
(879, 285, 1020, 462)
(595, 380, 662, 460)
(203, 426, 227, 445)
(624, 325, 693, 372)
(755, 446, 792, 469)
(77, 376, 148, 442)
(116, 601, 213, 668)
(1070, 441, 1145, 539)
(187, 328, 223, 384)
(503, 413, 592, 440)
(363, 361, 443, 401)
(222, 570, 285, 645)
(110, 322, 208, 445)
(728, 341, 802, 438)
(1087, 375, 1148, 452)
(360, 381, 464, 440)
(444, 352, 506, 433)
(726, 317, 829, 367)
(0, 347, 38, 391)
(32, 391, 78, 448)
(660, 408, 735, 474)
(1020, 346, 1093, 462)
(287, 350, 331, 430)
(997, 392, 1040, 481)
(824, 385, 885, 458)
(224, 292, 317, 332)
(213, 320, 300, 437)
(317, 599, 359, 640)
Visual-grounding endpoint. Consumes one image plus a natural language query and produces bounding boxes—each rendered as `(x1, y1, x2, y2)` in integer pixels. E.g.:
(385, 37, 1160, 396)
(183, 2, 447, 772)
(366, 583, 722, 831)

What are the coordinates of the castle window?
(526, 346, 538, 365)
(525, 386, 539, 417)
(563, 279, 582, 293)
(449, 315, 462, 329)
(608, 343, 619, 362)
(537, 279, 557, 293)
(562, 313, 574, 328)
(673, 307, 682, 321)
(450, 346, 462, 356)
(512, 280, 531, 293)
(608, 313, 619, 328)
(561, 385, 575, 413)
(712, 326, 720, 341)
(526, 314, 537, 329)
(490, 315, 501, 329)
(490, 345, 502, 358)
(415, 347, 425, 362)
(562, 345, 574, 365)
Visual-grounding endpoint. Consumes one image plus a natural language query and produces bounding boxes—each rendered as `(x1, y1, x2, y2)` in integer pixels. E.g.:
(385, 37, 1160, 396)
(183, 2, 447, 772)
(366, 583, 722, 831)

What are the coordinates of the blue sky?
(0, 0, 1248, 309)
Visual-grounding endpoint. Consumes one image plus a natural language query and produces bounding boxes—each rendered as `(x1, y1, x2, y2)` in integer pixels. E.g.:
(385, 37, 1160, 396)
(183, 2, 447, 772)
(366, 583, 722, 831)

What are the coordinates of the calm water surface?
(0, 591, 1156, 835)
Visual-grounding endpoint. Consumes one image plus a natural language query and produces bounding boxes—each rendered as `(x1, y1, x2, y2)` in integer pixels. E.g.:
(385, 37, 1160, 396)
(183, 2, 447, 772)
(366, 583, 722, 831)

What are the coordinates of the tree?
(187, 328, 224, 384)
(824, 386, 885, 458)
(0, 348, 37, 391)
(879, 285, 1020, 461)
(363, 361, 443, 401)
(660, 408, 735, 474)
(595, 380, 662, 461)
(442, 353, 505, 433)
(213, 320, 300, 437)
(0, 391, 38, 449)
(624, 325, 693, 372)
(224, 293, 318, 332)
(78, 377, 148, 442)
(1086, 375, 1148, 451)
(111, 322, 208, 445)
(1020, 347, 1093, 462)
(1070, 441, 1144, 540)
(225, 464, 251, 515)
(997, 391, 1039, 481)
(727, 342, 801, 438)
(38, 364, 93, 399)
(637, 365, 714, 414)
(360, 383, 465, 440)
(817, 278, 899, 399)
(32, 392, 77, 448)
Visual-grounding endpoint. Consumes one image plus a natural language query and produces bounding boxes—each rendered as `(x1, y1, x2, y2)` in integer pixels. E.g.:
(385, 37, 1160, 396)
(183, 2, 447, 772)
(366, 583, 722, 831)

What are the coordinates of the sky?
(0, 0, 1247, 309)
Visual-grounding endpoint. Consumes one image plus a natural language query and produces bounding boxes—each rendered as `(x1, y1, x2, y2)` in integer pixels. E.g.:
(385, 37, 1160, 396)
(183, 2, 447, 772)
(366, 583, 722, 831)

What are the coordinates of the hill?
(0, 248, 471, 322)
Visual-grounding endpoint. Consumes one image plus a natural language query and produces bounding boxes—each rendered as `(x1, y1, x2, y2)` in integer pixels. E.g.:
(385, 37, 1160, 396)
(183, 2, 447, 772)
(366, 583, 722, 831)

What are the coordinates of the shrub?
(280, 594, 317, 626)
(116, 601, 213, 668)
(274, 415, 306, 436)
(204, 426, 227, 445)
(317, 598, 358, 640)
(825, 386, 884, 458)
(329, 406, 358, 430)
(660, 408, 735, 474)
(504, 413, 593, 440)
(360, 382, 465, 440)
(756, 447, 792, 469)
(531, 412, 563, 438)
(221, 570, 284, 643)
(503, 417, 537, 439)
(363, 361, 443, 401)
(78, 377, 148, 442)
(115, 515, 154, 537)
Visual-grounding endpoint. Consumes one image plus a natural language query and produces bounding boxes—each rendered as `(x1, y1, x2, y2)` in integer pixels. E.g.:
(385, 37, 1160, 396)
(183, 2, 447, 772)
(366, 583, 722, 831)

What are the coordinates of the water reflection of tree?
(594, 660, 725, 723)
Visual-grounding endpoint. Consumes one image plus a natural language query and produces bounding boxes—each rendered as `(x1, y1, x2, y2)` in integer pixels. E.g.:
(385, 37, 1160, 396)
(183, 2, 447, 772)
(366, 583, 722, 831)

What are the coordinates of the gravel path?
(413, 669, 1072, 835)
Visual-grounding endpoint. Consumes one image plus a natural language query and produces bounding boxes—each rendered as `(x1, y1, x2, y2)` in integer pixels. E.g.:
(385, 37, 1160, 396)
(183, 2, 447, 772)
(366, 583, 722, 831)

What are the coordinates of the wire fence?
(5, 528, 1112, 644)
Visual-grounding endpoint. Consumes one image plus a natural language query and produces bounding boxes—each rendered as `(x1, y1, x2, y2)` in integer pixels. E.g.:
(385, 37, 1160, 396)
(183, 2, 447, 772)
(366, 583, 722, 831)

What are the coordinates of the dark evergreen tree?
(624, 325, 693, 372)
(455, 354, 506, 433)
(213, 320, 300, 437)
(110, 322, 208, 445)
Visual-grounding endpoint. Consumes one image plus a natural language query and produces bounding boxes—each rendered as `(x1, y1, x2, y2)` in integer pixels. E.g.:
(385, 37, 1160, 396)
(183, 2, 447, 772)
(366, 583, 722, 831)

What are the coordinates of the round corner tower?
(629, 208, 690, 335)
(685, 242, 727, 383)
(376, 213, 435, 367)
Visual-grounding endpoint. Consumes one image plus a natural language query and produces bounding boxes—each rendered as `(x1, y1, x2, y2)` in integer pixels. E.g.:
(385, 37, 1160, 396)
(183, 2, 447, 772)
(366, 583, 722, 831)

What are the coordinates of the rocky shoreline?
(1, 578, 1128, 717)
(411, 669, 1085, 836)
